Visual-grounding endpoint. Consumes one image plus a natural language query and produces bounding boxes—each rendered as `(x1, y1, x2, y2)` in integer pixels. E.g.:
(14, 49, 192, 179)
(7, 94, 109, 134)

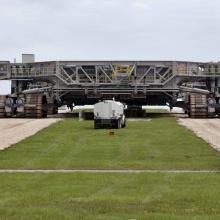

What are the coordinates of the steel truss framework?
(1, 60, 220, 105)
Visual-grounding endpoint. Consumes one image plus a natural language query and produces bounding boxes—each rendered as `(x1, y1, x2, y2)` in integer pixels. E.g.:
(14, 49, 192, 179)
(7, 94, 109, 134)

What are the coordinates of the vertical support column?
(79, 110, 83, 121)
(55, 61, 60, 76)
(76, 66, 79, 83)
(55, 61, 61, 89)
(134, 63, 137, 94)
(94, 66, 98, 95)
(134, 63, 137, 78)
(95, 66, 98, 84)
(187, 63, 189, 75)
(196, 64, 200, 76)
(153, 65, 156, 82)
(11, 81, 17, 94)
(172, 61, 177, 76)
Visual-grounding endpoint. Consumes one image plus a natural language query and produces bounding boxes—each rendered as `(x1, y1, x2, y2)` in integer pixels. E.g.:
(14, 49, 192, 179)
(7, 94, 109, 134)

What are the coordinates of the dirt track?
(178, 118, 220, 152)
(0, 118, 61, 150)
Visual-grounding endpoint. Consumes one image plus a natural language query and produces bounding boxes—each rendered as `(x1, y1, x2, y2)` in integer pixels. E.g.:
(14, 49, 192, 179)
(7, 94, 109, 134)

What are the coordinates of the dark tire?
(116, 119, 121, 129)
(122, 120, 126, 128)
(94, 121, 99, 129)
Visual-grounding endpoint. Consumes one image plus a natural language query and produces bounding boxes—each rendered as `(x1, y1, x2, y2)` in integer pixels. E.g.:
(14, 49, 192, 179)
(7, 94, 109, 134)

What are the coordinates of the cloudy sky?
(0, 0, 220, 93)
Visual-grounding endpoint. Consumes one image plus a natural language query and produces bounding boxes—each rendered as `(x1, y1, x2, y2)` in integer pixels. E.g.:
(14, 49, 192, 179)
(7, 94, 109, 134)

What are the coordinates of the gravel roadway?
(178, 118, 220, 152)
(0, 118, 62, 151)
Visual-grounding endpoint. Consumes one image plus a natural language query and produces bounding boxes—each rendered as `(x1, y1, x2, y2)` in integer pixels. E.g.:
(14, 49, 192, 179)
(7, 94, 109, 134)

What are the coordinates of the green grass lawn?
(0, 118, 219, 170)
(0, 118, 220, 220)
(0, 173, 220, 220)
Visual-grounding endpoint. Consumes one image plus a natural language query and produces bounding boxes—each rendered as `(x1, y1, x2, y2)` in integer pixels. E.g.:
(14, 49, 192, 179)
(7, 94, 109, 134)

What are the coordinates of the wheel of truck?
(121, 115, 126, 128)
(117, 119, 121, 129)
(122, 119, 126, 128)
(94, 121, 99, 129)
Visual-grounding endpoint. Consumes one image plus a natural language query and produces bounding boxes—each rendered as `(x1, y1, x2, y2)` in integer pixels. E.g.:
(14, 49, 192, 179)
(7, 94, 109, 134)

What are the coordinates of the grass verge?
(0, 173, 220, 220)
(0, 118, 219, 169)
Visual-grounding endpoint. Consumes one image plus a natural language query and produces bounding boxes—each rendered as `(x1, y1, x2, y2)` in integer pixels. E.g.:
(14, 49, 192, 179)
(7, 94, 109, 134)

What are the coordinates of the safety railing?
(11, 67, 56, 77)
(176, 67, 220, 76)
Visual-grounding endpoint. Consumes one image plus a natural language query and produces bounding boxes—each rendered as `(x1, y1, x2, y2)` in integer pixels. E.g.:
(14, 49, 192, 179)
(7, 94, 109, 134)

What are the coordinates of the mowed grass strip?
(0, 118, 219, 169)
(0, 173, 220, 220)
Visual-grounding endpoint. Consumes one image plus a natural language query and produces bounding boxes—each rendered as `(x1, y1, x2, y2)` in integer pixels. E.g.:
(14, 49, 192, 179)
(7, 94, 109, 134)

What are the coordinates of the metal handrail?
(11, 67, 56, 77)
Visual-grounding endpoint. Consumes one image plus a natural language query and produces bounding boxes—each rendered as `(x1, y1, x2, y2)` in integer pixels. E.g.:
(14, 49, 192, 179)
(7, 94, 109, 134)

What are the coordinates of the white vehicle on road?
(94, 100, 126, 129)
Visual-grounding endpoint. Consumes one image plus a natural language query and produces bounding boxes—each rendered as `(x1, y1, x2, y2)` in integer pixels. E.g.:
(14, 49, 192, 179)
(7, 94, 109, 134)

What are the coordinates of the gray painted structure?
(0, 60, 220, 106)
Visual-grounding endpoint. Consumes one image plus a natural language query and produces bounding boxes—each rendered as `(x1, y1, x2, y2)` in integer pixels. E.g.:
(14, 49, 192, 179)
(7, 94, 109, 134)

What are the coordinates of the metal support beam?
(79, 66, 94, 83)
(138, 67, 153, 83)
(98, 66, 113, 83)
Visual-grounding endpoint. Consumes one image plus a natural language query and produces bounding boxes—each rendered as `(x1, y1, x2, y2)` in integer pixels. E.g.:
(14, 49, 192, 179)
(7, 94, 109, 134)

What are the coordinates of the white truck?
(94, 100, 126, 129)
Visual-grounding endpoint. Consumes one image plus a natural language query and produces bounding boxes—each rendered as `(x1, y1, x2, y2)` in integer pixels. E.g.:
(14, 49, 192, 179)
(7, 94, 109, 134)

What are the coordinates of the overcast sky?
(1, 0, 220, 93)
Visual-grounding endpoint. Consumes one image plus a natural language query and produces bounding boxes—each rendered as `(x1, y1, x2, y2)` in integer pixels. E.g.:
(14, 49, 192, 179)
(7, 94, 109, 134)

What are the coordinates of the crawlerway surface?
(178, 118, 220, 152)
(0, 118, 62, 150)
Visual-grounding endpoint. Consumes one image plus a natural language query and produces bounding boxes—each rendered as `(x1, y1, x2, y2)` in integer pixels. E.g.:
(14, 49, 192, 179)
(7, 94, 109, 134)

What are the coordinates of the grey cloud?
(0, 0, 220, 62)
